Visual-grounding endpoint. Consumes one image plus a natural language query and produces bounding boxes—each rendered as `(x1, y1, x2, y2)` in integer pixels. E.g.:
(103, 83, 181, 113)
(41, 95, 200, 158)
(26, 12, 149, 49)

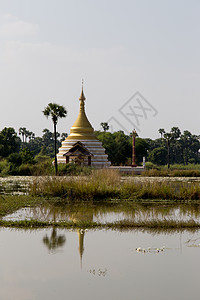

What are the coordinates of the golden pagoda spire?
(66, 82, 96, 140)
(79, 79, 86, 101)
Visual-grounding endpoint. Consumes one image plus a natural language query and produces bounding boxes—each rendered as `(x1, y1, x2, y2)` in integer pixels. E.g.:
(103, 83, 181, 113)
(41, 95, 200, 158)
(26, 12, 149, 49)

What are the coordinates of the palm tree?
(158, 128, 165, 139)
(100, 122, 109, 132)
(43, 228, 66, 253)
(43, 103, 67, 175)
(164, 132, 173, 169)
(19, 127, 27, 144)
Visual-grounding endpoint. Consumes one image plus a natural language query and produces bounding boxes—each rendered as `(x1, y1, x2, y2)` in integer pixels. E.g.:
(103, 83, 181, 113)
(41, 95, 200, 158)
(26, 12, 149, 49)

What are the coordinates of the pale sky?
(0, 0, 200, 139)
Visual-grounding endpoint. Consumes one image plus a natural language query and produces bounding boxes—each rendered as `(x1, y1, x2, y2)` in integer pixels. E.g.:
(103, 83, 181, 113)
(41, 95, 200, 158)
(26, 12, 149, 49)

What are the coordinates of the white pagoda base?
(57, 139, 111, 168)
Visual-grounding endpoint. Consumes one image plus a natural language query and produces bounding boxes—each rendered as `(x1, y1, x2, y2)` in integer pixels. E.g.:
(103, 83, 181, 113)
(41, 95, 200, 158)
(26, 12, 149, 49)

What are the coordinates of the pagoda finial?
(79, 79, 86, 101)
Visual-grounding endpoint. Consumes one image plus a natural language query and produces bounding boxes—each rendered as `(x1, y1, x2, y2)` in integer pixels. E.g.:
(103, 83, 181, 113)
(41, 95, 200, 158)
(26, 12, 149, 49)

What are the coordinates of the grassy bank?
(0, 218, 199, 232)
(29, 169, 200, 201)
(143, 163, 200, 177)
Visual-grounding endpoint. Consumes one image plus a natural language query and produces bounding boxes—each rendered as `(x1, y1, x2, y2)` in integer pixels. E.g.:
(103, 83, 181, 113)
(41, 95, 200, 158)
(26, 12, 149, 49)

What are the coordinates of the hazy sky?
(0, 0, 200, 139)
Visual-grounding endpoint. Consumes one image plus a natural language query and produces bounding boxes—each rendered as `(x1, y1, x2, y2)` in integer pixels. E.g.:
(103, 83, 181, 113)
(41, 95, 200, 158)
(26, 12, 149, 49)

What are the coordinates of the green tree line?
(0, 125, 199, 175)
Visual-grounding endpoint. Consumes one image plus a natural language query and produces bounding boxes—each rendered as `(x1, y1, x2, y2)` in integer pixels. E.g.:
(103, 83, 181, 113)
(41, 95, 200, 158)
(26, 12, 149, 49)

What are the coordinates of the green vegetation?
(143, 163, 200, 177)
(1, 187, 200, 230)
(0, 125, 200, 175)
(95, 130, 148, 165)
(29, 169, 200, 201)
(148, 127, 200, 166)
(0, 218, 199, 232)
(0, 127, 21, 157)
(143, 169, 200, 177)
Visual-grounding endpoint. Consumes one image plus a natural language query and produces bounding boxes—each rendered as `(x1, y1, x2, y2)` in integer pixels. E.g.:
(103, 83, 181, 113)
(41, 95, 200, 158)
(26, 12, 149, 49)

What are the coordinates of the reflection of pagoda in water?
(71, 210, 93, 269)
(77, 229, 85, 269)
(57, 86, 110, 168)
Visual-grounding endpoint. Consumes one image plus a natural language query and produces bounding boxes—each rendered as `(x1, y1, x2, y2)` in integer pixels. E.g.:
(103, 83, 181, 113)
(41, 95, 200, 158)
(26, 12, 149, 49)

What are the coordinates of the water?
(1, 176, 200, 299)
(0, 227, 199, 300)
(0, 176, 34, 195)
(3, 202, 200, 223)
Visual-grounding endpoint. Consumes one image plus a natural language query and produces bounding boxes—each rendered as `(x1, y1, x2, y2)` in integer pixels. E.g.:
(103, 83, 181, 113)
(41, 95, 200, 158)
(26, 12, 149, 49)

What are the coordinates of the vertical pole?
(132, 129, 137, 167)
(54, 122, 58, 176)
(167, 139, 170, 169)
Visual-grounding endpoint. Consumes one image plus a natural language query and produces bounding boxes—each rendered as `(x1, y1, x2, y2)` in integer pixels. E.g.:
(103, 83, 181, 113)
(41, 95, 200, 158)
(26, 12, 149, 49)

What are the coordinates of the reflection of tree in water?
(43, 227, 66, 253)
(30, 200, 200, 224)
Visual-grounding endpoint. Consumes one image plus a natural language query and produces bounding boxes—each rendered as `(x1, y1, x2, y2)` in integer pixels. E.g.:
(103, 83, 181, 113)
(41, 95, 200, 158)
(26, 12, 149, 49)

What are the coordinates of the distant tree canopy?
(135, 138, 149, 164)
(0, 126, 68, 159)
(95, 130, 148, 165)
(0, 127, 21, 157)
(148, 147, 168, 165)
(0, 125, 199, 168)
(146, 127, 200, 165)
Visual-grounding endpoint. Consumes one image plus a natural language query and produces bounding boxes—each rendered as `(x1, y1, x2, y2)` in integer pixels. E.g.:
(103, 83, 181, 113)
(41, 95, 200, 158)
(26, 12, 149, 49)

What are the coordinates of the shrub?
(7, 153, 22, 166)
(18, 164, 33, 176)
(0, 159, 8, 174)
(58, 163, 93, 176)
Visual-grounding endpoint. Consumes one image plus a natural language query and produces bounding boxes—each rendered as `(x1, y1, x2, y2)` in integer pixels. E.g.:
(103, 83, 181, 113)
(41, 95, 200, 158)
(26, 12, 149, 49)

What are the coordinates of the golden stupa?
(57, 87, 111, 168)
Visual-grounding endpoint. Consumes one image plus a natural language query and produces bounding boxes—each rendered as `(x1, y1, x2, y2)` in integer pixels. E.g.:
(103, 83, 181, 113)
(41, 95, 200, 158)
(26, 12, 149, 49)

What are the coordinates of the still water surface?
(3, 202, 200, 223)
(0, 227, 199, 300)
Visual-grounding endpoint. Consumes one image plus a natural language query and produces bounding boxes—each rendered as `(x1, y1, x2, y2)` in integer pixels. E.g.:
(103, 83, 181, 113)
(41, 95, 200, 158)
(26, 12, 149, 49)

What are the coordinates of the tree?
(170, 127, 181, 139)
(19, 128, 35, 145)
(158, 128, 165, 138)
(19, 147, 34, 164)
(148, 147, 167, 165)
(27, 131, 35, 141)
(28, 136, 43, 156)
(41, 128, 54, 156)
(43, 103, 67, 175)
(95, 130, 131, 165)
(164, 132, 173, 169)
(180, 131, 200, 164)
(100, 122, 109, 132)
(19, 127, 27, 144)
(135, 138, 149, 164)
(60, 133, 68, 142)
(0, 127, 21, 157)
(169, 127, 182, 164)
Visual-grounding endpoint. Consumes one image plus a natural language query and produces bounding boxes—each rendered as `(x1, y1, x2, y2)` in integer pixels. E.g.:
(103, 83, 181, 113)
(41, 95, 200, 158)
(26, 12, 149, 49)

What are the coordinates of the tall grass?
(30, 169, 200, 201)
(30, 169, 121, 200)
